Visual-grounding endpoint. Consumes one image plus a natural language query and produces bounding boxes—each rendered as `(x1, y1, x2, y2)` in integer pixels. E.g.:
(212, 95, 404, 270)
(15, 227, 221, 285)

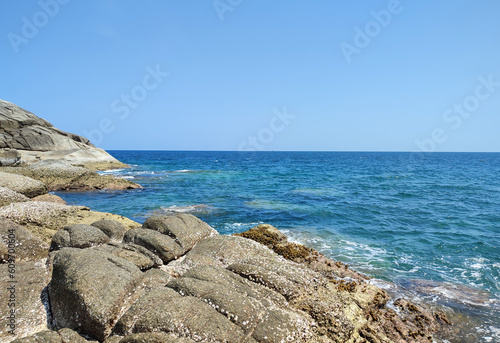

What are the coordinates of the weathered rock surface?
(105, 332, 195, 343)
(0, 99, 126, 169)
(30, 194, 67, 204)
(114, 288, 252, 342)
(0, 148, 21, 166)
(49, 248, 144, 341)
(37, 216, 450, 343)
(0, 218, 49, 262)
(142, 214, 218, 251)
(93, 243, 163, 270)
(91, 219, 127, 242)
(50, 224, 110, 250)
(0, 160, 141, 192)
(0, 261, 51, 342)
(0, 171, 47, 198)
(0, 201, 140, 243)
(0, 187, 29, 207)
(123, 228, 184, 263)
(11, 328, 95, 343)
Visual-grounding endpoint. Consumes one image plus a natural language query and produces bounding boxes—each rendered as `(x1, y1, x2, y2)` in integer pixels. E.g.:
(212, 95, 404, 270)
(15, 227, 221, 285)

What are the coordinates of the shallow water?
(55, 151, 500, 342)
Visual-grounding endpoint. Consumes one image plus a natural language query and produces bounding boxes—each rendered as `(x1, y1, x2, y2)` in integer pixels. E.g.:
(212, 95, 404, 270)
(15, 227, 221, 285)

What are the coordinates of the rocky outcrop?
(0, 171, 47, 198)
(0, 160, 141, 192)
(41, 216, 450, 342)
(11, 328, 96, 343)
(0, 187, 30, 207)
(0, 201, 140, 243)
(0, 99, 125, 170)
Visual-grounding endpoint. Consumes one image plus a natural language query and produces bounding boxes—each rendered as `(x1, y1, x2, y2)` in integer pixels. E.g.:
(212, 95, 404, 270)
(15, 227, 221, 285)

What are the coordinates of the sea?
(55, 151, 500, 342)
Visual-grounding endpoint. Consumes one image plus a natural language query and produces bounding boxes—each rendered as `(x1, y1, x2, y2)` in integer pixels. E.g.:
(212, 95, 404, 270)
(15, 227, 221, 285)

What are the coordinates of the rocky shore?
(1, 100, 454, 342)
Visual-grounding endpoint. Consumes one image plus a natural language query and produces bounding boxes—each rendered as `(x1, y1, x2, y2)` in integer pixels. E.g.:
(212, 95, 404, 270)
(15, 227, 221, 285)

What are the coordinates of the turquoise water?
(56, 151, 500, 342)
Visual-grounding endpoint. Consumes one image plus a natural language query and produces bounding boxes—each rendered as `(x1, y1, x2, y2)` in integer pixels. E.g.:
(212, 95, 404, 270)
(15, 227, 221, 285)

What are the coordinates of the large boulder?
(0, 261, 51, 342)
(91, 219, 127, 242)
(50, 224, 110, 250)
(142, 214, 218, 251)
(123, 228, 184, 263)
(0, 172, 47, 198)
(0, 201, 139, 243)
(49, 248, 144, 341)
(0, 99, 126, 169)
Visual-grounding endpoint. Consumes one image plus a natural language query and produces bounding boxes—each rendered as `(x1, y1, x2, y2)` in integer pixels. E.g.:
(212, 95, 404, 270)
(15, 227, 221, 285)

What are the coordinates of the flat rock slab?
(0, 201, 139, 243)
(49, 248, 143, 341)
(0, 186, 29, 207)
(0, 261, 51, 342)
(0, 171, 47, 198)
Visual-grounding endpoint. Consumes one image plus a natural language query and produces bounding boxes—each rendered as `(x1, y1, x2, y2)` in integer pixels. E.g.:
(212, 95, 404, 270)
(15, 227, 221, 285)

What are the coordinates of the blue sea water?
(56, 151, 500, 342)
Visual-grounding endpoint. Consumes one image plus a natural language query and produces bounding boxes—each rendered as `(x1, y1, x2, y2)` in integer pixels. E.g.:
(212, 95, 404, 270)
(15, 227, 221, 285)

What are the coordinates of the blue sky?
(1, 0, 499, 151)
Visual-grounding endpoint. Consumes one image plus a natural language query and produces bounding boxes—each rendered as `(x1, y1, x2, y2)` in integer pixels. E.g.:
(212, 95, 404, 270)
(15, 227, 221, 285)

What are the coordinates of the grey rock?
(138, 268, 173, 291)
(0, 171, 47, 198)
(50, 224, 109, 250)
(169, 235, 277, 275)
(123, 228, 184, 263)
(0, 218, 49, 262)
(114, 288, 252, 342)
(142, 214, 218, 251)
(0, 148, 21, 166)
(168, 266, 315, 342)
(0, 186, 29, 207)
(49, 248, 143, 341)
(112, 332, 195, 343)
(93, 243, 162, 270)
(0, 260, 51, 341)
(91, 219, 127, 242)
(11, 328, 95, 343)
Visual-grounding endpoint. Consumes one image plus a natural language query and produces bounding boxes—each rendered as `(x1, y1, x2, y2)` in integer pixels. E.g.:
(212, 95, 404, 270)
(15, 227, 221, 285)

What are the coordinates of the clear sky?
(1, 0, 499, 152)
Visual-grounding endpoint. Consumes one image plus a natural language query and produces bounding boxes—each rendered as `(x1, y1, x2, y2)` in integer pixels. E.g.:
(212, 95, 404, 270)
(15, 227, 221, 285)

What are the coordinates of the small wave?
(160, 204, 215, 214)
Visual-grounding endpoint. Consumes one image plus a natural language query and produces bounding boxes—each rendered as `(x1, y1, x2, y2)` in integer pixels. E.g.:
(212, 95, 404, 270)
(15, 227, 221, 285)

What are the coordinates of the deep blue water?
(56, 151, 500, 342)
